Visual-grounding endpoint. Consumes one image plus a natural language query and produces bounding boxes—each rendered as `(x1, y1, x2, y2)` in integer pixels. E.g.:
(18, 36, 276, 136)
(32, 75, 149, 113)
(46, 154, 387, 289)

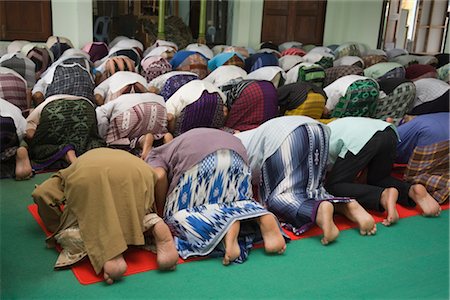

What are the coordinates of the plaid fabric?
(324, 65, 364, 87)
(141, 57, 172, 83)
(45, 58, 95, 102)
(176, 53, 208, 79)
(225, 80, 278, 131)
(334, 43, 361, 59)
(160, 74, 198, 101)
(374, 81, 415, 123)
(0, 73, 28, 112)
(297, 64, 326, 88)
(223, 54, 245, 69)
(405, 141, 449, 203)
(331, 79, 379, 118)
(0, 55, 36, 88)
(0, 116, 19, 161)
(362, 55, 387, 68)
(174, 91, 225, 136)
(105, 101, 167, 146)
(285, 92, 326, 119)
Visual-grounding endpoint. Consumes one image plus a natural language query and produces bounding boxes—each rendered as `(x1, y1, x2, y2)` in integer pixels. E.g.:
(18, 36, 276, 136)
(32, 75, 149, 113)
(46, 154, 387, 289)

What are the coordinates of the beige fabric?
(32, 148, 158, 274)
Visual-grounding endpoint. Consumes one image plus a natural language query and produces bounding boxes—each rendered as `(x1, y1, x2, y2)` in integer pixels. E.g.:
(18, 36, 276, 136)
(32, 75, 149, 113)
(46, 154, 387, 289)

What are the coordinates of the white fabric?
(94, 71, 148, 97)
(278, 41, 303, 51)
(7, 40, 30, 54)
(0, 98, 27, 140)
(236, 116, 323, 184)
(333, 56, 364, 67)
(203, 65, 247, 87)
(96, 92, 165, 138)
(247, 66, 285, 87)
(413, 78, 450, 108)
(186, 43, 213, 60)
(165, 80, 226, 116)
(278, 55, 304, 72)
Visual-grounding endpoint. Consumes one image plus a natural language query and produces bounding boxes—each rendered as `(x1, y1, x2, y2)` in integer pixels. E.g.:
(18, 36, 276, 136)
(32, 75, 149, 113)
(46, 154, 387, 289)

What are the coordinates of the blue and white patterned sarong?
(261, 124, 351, 235)
(164, 149, 270, 261)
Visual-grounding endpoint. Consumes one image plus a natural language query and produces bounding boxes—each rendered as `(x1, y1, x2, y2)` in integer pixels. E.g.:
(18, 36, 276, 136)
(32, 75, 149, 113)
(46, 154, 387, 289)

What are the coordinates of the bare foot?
(257, 214, 286, 254)
(409, 184, 441, 217)
(335, 201, 377, 235)
(316, 201, 339, 245)
(103, 254, 127, 285)
(223, 221, 241, 265)
(379, 187, 399, 226)
(65, 149, 77, 164)
(15, 147, 33, 180)
(140, 133, 154, 160)
(152, 221, 179, 270)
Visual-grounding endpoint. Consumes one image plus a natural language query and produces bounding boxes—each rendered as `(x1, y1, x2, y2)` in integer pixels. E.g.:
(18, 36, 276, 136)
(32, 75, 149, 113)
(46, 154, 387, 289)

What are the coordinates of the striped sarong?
(0, 73, 28, 112)
(105, 101, 167, 147)
(174, 91, 225, 136)
(285, 92, 326, 119)
(260, 124, 351, 235)
(165, 149, 270, 262)
(405, 141, 449, 204)
(297, 64, 326, 88)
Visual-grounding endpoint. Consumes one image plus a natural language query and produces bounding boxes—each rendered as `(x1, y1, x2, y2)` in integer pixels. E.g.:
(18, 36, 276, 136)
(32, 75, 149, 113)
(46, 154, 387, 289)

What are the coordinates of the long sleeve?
(31, 174, 65, 233)
(95, 101, 114, 139)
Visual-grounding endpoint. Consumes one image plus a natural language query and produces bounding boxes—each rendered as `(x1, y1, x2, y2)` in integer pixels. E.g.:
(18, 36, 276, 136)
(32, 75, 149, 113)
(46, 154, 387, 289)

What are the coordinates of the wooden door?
(261, 0, 327, 46)
(0, 0, 52, 41)
(383, 0, 402, 49)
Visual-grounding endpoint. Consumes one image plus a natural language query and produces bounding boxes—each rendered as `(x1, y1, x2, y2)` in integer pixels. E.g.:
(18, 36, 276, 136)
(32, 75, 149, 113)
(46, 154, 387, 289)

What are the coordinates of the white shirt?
(94, 71, 148, 98)
(96, 92, 165, 138)
(203, 65, 247, 87)
(333, 56, 364, 67)
(0, 98, 27, 140)
(278, 55, 304, 72)
(165, 80, 226, 116)
(247, 66, 286, 88)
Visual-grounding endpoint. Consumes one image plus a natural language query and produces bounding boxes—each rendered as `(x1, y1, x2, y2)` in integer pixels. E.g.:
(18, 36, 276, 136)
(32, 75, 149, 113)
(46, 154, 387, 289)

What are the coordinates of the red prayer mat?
(28, 201, 449, 285)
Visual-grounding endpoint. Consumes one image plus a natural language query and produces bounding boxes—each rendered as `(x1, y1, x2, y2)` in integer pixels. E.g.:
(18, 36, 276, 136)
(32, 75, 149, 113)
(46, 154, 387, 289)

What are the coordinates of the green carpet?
(1, 174, 449, 299)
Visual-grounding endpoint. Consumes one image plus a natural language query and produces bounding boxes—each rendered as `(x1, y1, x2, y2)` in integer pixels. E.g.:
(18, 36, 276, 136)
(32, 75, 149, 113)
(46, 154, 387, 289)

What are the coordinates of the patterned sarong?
(0, 54, 36, 88)
(331, 79, 379, 118)
(224, 80, 278, 131)
(29, 99, 105, 170)
(405, 141, 449, 204)
(437, 63, 449, 84)
(141, 57, 172, 83)
(285, 92, 326, 119)
(164, 149, 270, 261)
(175, 53, 208, 79)
(45, 58, 95, 102)
(174, 91, 225, 136)
(0, 73, 28, 112)
(160, 74, 198, 101)
(297, 64, 326, 88)
(0, 116, 19, 161)
(374, 80, 415, 124)
(324, 65, 364, 87)
(223, 54, 245, 69)
(362, 55, 388, 68)
(260, 124, 351, 235)
(105, 101, 167, 147)
(334, 43, 361, 60)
